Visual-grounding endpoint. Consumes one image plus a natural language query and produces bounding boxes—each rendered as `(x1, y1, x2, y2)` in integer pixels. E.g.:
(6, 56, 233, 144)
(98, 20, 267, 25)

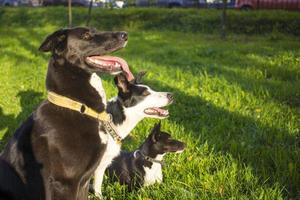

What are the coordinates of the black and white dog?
(92, 72, 174, 198)
(106, 122, 185, 190)
(0, 27, 134, 200)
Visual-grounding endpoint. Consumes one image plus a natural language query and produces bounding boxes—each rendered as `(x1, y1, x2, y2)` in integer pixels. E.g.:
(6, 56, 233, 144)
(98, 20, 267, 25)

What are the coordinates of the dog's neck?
(135, 142, 165, 168)
(46, 58, 105, 113)
(139, 138, 164, 159)
(106, 98, 145, 139)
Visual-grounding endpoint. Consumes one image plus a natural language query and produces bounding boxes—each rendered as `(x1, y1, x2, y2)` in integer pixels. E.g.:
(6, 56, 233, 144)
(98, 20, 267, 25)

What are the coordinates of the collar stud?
(80, 105, 86, 113)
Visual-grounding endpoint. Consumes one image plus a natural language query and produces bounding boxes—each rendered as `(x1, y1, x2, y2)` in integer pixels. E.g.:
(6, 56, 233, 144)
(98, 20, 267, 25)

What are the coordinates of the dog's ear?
(150, 122, 161, 142)
(134, 71, 147, 84)
(39, 29, 68, 53)
(114, 73, 129, 93)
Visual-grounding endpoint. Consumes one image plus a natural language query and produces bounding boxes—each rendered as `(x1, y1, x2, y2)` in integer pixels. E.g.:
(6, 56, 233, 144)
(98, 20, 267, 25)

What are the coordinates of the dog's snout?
(181, 142, 186, 150)
(167, 93, 174, 101)
(119, 32, 128, 41)
(177, 141, 186, 152)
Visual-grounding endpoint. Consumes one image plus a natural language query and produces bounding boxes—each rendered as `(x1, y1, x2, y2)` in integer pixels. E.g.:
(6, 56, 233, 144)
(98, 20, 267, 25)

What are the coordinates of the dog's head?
(39, 27, 134, 81)
(114, 72, 173, 119)
(145, 122, 185, 154)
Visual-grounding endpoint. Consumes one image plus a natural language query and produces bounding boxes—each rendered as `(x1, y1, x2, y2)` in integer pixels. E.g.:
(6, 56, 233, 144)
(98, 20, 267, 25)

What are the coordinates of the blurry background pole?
(221, 0, 227, 39)
(86, 0, 93, 26)
(68, 0, 72, 27)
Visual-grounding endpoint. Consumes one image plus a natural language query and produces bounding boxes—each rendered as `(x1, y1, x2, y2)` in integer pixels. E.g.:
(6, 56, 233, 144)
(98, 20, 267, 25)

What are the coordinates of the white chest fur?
(89, 73, 120, 197)
(93, 130, 121, 197)
(89, 73, 107, 105)
(143, 155, 164, 186)
(99, 130, 121, 168)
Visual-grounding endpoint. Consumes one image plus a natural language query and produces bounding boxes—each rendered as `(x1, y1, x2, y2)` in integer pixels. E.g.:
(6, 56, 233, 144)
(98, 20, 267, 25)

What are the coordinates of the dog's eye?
(142, 90, 150, 96)
(82, 32, 92, 40)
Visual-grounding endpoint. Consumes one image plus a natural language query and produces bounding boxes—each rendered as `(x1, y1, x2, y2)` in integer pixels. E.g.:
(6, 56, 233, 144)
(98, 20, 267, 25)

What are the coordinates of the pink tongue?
(153, 107, 164, 113)
(96, 56, 134, 82)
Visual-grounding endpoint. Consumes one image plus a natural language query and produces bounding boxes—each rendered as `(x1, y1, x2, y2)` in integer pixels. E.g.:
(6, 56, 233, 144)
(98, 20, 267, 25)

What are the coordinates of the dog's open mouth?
(144, 107, 169, 118)
(86, 55, 134, 81)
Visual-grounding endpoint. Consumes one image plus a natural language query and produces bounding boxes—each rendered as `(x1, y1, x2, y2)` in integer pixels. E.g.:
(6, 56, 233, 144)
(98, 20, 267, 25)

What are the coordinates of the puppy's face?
(115, 73, 173, 119)
(148, 123, 185, 154)
(39, 27, 134, 81)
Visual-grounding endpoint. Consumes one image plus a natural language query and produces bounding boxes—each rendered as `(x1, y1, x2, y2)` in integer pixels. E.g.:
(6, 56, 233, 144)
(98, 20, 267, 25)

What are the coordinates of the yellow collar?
(47, 91, 122, 144)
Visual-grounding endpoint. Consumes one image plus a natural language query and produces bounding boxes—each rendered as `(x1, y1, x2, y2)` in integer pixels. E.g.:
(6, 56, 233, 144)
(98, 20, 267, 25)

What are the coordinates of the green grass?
(0, 7, 300, 199)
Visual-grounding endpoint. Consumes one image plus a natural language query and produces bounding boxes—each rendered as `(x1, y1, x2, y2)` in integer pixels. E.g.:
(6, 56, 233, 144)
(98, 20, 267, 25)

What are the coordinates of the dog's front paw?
(95, 191, 103, 200)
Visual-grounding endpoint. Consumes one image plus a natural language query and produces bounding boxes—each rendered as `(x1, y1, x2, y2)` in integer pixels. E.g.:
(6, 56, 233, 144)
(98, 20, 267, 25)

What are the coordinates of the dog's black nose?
(181, 142, 186, 149)
(167, 93, 174, 102)
(119, 32, 128, 41)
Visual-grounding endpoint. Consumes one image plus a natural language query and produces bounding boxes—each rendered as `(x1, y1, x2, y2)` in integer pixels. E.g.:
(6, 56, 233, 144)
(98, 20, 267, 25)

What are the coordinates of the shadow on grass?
(0, 90, 43, 150)
(209, 64, 300, 108)
(120, 34, 300, 109)
(0, 90, 45, 199)
(142, 79, 299, 198)
(0, 27, 47, 60)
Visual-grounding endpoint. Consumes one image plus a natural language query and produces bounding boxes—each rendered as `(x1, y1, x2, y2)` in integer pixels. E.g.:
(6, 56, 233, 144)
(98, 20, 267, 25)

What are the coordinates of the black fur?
(0, 27, 128, 200)
(114, 73, 150, 108)
(106, 73, 149, 125)
(106, 123, 185, 190)
(106, 100, 126, 125)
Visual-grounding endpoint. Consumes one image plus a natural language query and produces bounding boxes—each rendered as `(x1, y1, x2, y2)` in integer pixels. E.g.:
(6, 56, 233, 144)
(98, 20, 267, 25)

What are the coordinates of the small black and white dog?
(106, 122, 185, 190)
(92, 73, 174, 198)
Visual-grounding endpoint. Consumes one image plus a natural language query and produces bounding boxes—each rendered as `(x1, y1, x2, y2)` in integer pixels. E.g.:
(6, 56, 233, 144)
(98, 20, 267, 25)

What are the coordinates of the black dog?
(0, 27, 133, 200)
(106, 123, 185, 191)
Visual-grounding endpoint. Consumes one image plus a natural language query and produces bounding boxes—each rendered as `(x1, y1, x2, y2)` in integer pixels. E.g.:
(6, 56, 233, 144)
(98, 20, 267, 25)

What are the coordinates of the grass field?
(0, 7, 299, 199)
